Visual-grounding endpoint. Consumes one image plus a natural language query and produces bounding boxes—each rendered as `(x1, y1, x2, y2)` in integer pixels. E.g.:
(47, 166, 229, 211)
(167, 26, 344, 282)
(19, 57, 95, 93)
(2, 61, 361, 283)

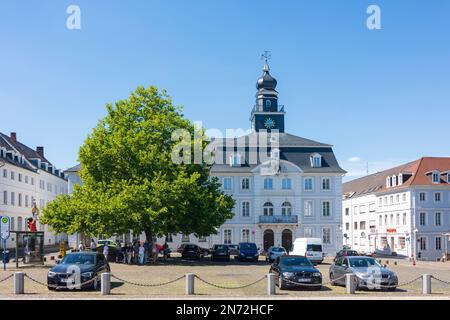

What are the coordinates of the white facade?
(343, 183, 450, 261)
(0, 160, 68, 248)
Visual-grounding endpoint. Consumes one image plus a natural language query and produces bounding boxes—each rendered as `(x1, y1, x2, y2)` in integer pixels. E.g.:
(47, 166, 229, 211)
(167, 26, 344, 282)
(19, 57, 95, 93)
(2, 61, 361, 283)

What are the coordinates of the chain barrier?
(195, 275, 267, 290)
(353, 275, 423, 290)
(0, 274, 13, 283)
(431, 276, 450, 286)
(111, 274, 185, 287)
(24, 274, 99, 290)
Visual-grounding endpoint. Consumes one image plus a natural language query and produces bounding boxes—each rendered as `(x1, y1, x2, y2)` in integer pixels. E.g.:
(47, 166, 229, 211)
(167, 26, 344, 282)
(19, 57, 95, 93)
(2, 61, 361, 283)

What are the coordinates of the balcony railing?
(251, 104, 285, 114)
(259, 215, 298, 224)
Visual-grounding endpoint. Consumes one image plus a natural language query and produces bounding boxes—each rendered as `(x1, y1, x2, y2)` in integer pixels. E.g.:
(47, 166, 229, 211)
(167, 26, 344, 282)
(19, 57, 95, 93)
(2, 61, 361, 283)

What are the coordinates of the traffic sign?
(0, 216, 11, 240)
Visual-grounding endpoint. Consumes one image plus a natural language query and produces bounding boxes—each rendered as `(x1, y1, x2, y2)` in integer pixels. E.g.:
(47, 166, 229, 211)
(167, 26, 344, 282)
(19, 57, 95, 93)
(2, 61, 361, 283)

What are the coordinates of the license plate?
(61, 279, 73, 283)
(297, 278, 311, 283)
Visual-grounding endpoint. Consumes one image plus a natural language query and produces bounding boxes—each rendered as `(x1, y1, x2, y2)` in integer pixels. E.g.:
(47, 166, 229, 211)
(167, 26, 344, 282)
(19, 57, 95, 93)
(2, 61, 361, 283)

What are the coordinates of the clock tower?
(250, 56, 285, 133)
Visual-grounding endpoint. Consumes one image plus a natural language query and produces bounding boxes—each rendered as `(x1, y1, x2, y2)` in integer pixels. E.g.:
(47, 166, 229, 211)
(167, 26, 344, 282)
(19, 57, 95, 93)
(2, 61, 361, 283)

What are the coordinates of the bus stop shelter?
(12, 231, 44, 268)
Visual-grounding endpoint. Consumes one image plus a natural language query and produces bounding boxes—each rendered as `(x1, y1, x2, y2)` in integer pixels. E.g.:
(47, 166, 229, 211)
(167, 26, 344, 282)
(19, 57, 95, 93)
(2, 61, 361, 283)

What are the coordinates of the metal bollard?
(101, 273, 111, 295)
(267, 274, 276, 296)
(422, 274, 431, 294)
(186, 273, 195, 295)
(14, 272, 25, 294)
(346, 273, 356, 294)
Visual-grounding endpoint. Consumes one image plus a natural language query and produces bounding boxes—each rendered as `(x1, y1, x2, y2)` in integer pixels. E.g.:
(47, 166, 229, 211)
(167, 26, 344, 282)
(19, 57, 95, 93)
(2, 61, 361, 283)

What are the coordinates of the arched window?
(281, 202, 292, 216)
(263, 202, 274, 216)
(310, 153, 322, 168)
(265, 99, 271, 109)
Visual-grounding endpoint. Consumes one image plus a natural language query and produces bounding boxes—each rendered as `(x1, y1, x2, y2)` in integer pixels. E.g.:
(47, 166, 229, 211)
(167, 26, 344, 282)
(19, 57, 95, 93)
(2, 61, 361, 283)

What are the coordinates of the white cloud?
(347, 157, 362, 163)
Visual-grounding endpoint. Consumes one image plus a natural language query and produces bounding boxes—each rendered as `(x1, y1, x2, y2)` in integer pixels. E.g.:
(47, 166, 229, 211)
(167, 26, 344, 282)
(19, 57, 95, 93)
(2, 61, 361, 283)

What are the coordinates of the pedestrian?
(90, 239, 96, 252)
(103, 244, 109, 262)
(163, 242, 169, 260)
(78, 241, 85, 252)
(139, 243, 145, 265)
(152, 244, 159, 264)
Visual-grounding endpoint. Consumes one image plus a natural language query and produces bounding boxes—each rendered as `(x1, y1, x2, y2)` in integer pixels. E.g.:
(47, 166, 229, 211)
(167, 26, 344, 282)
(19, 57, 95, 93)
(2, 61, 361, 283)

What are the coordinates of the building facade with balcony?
(343, 158, 450, 261)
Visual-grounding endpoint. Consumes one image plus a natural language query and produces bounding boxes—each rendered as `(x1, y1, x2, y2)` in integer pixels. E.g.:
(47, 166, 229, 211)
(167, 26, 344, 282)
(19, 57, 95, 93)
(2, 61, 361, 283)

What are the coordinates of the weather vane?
(261, 51, 271, 64)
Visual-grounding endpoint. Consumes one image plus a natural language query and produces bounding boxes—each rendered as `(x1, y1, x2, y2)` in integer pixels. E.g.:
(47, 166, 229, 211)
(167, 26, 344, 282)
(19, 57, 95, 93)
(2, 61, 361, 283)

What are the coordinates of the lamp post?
(413, 228, 418, 261)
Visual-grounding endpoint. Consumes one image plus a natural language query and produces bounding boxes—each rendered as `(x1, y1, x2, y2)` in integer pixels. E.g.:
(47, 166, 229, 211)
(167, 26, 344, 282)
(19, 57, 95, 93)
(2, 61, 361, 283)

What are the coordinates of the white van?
(290, 238, 324, 264)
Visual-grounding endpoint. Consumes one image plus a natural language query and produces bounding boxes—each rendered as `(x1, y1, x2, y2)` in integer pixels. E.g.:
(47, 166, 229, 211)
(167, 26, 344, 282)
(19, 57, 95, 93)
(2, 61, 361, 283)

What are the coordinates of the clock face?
(264, 117, 276, 129)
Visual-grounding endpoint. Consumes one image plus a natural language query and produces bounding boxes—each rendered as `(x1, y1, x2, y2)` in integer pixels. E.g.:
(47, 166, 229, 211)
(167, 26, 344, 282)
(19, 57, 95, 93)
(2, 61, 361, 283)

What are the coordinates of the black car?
(237, 242, 259, 262)
(47, 252, 110, 291)
(181, 244, 202, 260)
(270, 255, 322, 290)
(211, 244, 230, 261)
(334, 249, 359, 262)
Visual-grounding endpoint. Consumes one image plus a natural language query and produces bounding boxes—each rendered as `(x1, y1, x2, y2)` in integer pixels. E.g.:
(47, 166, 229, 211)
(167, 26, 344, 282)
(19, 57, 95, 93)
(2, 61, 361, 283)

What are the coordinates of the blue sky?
(1, 0, 449, 180)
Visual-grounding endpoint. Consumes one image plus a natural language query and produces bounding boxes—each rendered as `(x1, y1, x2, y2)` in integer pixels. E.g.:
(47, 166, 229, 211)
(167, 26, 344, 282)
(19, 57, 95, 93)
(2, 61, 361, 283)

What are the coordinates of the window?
(2, 169, 6, 178)
(241, 178, 250, 190)
(230, 154, 241, 167)
(18, 193, 22, 207)
(3, 191, 7, 205)
(25, 176, 28, 184)
(10, 171, 14, 180)
(436, 237, 442, 251)
(419, 192, 426, 201)
(322, 178, 331, 190)
(304, 178, 313, 191)
(399, 237, 406, 250)
(181, 234, 190, 243)
(242, 229, 250, 243)
(241, 201, 250, 217)
(435, 212, 441, 226)
(31, 177, 34, 186)
(282, 178, 292, 190)
(265, 99, 271, 108)
(311, 154, 322, 168)
(322, 228, 331, 244)
(379, 198, 382, 206)
(360, 221, 366, 230)
(434, 192, 441, 202)
(264, 178, 273, 190)
(386, 177, 391, 188)
(432, 172, 440, 183)
(354, 222, 358, 230)
(322, 201, 331, 217)
(18, 173, 22, 182)
(390, 196, 393, 204)
(345, 208, 349, 216)
(360, 205, 366, 214)
(379, 215, 382, 226)
(398, 174, 403, 185)
(384, 197, 387, 205)
(392, 175, 397, 187)
(384, 215, 388, 226)
(223, 229, 232, 245)
(263, 202, 274, 216)
(448, 173, 450, 183)
(419, 212, 426, 226)
(396, 194, 400, 203)
(396, 214, 400, 226)
(403, 213, 407, 225)
(222, 178, 232, 190)
(419, 237, 427, 251)
(17, 217, 23, 231)
(389, 214, 393, 226)
(11, 192, 15, 206)
(304, 227, 313, 238)
(270, 148, 280, 160)
(369, 203, 376, 212)
(304, 200, 313, 217)
(402, 193, 407, 202)
(281, 202, 292, 216)
(345, 223, 349, 231)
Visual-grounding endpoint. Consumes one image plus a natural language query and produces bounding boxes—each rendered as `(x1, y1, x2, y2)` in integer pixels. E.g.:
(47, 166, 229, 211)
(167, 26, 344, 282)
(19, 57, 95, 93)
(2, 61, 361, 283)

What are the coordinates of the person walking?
(78, 241, 85, 252)
(138, 243, 145, 265)
(90, 239, 97, 252)
(152, 244, 159, 264)
(103, 244, 109, 262)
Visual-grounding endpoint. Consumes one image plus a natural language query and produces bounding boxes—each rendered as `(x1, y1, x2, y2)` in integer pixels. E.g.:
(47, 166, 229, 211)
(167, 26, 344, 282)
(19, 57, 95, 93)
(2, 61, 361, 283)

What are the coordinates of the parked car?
(237, 242, 259, 262)
(47, 252, 110, 291)
(329, 256, 398, 291)
(270, 255, 322, 290)
(211, 244, 230, 261)
(291, 238, 323, 264)
(199, 247, 210, 257)
(177, 244, 187, 254)
(228, 244, 239, 256)
(181, 244, 202, 260)
(266, 246, 287, 262)
(334, 249, 359, 261)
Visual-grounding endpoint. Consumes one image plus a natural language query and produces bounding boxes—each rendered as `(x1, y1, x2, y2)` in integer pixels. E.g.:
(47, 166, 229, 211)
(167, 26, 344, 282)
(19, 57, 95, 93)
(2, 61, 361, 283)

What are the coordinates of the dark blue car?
(237, 242, 260, 262)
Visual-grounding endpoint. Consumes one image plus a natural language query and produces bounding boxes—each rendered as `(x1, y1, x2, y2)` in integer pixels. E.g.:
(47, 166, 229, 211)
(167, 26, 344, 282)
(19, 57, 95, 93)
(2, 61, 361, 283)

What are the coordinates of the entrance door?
(282, 229, 293, 252)
(263, 229, 274, 252)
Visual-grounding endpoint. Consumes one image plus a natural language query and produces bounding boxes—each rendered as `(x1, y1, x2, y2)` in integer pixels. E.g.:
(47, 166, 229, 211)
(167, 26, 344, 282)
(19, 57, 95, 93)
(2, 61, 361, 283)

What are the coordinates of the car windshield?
(61, 254, 95, 265)
(349, 258, 381, 268)
(345, 251, 358, 256)
(271, 247, 285, 252)
(185, 245, 197, 250)
(240, 243, 257, 250)
(306, 244, 322, 252)
(280, 257, 313, 267)
(215, 245, 228, 251)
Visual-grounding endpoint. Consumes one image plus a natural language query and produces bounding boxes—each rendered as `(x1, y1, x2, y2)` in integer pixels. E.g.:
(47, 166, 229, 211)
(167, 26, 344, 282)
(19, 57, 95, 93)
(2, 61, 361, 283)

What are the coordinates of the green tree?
(42, 86, 234, 243)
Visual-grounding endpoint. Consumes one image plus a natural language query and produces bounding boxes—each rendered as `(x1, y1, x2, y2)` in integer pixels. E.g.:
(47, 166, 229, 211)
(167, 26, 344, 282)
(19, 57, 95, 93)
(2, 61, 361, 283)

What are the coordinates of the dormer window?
(229, 154, 241, 167)
(432, 171, 440, 184)
(447, 173, 450, 183)
(398, 174, 403, 185)
(271, 148, 280, 161)
(392, 175, 397, 187)
(386, 177, 391, 188)
(310, 153, 322, 168)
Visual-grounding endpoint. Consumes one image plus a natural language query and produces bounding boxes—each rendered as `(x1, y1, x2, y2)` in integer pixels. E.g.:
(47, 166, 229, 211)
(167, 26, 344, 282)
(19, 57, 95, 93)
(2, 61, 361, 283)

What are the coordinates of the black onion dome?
(256, 63, 277, 90)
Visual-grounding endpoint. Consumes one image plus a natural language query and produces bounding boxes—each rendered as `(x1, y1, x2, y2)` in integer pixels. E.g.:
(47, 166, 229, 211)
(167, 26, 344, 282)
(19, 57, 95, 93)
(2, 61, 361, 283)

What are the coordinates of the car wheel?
(48, 285, 56, 291)
(312, 285, 322, 291)
(329, 273, 336, 286)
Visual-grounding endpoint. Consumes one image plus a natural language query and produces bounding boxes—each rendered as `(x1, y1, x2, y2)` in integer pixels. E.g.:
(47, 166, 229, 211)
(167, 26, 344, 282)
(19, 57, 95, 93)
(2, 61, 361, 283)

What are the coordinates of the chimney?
(36, 146, 44, 158)
(10, 132, 17, 143)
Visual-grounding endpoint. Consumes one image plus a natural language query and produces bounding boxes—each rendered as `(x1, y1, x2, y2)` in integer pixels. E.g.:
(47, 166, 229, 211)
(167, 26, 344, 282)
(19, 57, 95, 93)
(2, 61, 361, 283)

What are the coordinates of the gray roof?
(210, 132, 345, 174)
(65, 164, 81, 173)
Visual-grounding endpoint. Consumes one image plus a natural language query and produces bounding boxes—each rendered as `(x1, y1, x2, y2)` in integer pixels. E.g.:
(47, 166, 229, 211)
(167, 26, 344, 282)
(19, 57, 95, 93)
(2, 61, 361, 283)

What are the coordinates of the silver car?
(329, 256, 398, 291)
(266, 246, 287, 262)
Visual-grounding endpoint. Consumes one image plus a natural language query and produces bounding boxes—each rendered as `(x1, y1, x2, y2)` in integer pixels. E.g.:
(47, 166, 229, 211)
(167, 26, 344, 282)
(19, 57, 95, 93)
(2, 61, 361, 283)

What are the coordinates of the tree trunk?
(144, 228, 153, 245)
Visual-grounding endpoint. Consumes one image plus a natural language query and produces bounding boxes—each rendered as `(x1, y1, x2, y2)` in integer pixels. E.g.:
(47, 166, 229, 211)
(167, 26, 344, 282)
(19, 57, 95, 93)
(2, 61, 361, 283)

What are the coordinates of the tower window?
(265, 99, 271, 108)
(229, 154, 241, 167)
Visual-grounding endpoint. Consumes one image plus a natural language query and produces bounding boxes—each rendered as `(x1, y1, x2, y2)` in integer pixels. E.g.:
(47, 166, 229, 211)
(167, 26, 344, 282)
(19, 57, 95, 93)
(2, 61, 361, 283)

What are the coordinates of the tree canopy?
(41, 86, 234, 242)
